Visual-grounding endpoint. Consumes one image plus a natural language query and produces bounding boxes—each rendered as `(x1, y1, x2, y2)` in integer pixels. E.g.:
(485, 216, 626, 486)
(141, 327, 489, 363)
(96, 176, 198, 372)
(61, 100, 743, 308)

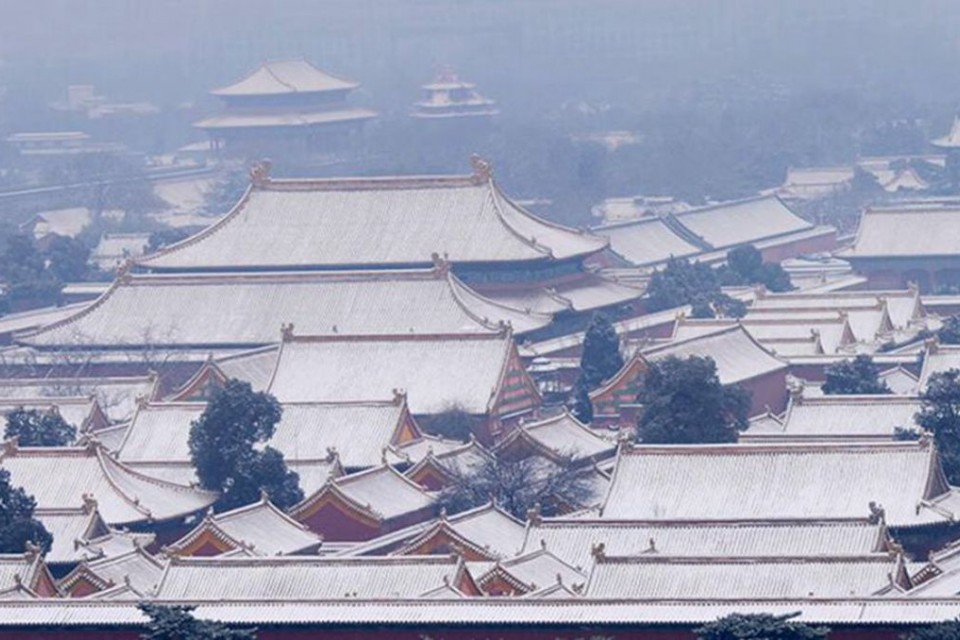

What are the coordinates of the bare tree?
(437, 453, 598, 519)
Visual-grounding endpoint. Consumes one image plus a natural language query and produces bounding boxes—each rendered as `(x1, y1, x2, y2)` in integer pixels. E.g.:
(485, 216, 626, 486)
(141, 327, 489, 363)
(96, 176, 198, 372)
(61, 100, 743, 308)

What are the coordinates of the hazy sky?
(3, 0, 960, 112)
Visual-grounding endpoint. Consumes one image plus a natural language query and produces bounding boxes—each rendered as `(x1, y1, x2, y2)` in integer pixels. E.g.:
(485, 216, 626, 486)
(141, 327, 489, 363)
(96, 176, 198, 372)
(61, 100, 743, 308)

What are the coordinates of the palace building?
(194, 59, 377, 162)
(411, 68, 499, 120)
(136, 158, 642, 335)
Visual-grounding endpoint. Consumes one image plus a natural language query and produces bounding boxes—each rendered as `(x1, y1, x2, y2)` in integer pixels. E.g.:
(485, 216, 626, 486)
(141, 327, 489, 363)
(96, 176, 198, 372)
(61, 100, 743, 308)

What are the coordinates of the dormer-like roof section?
(0, 442, 217, 525)
(293, 464, 436, 523)
(266, 331, 534, 415)
(642, 324, 787, 385)
(153, 555, 466, 600)
(19, 267, 551, 349)
(166, 496, 321, 557)
(497, 411, 615, 463)
(601, 441, 955, 527)
(137, 158, 607, 272)
(399, 502, 527, 560)
(60, 546, 166, 596)
(211, 60, 359, 97)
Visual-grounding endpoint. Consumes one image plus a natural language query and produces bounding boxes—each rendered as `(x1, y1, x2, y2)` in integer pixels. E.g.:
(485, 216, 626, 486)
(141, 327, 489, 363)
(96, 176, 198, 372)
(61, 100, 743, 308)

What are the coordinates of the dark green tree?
(0, 234, 61, 312)
(147, 227, 190, 252)
(416, 404, 482, 443)
(0, 469, 52, 554)
(822, 355, 891, 395)
(189, 380, 302, 511)
(722, 245, 794, 292)
(579, 312, 624, 389)
(636, 356, 750, 444)
(4, 408, 76, 446)
(903, 619, 960, 639)
(43, 235, 93, 283)
(696, 613, 828, 639)
(568, 379, 594, 424)
(138, 603, 257, 640)
(939, 316, 960, 345)
(918, 369, 960, 485)
(647, 258, 747, 318)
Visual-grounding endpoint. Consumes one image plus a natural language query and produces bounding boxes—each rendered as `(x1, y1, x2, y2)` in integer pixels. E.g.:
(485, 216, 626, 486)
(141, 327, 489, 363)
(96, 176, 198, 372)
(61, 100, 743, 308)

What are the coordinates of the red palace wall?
(757, 229, 838, 264)
(742, 369, 790, 417)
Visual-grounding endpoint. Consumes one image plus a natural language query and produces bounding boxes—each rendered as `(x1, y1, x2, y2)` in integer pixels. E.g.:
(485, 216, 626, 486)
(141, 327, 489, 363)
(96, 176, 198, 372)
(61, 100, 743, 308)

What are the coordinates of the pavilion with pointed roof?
(195, 59, 377, 160)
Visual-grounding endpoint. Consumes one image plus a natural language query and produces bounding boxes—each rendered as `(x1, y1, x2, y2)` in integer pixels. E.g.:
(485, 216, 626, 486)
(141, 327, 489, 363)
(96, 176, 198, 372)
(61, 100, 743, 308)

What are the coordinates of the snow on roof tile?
(601, 441, 953, 527)
(21, 269, 550, 349)
(0, 443, 217, 526)
(211, 60, 360, 97)
(167, 497, 321, 557)
(742, 395, 924, 441)
(0, 376, 157, 423)
(594, 216, 703, 267)
(642, 324, 787, 385)
(522, 519, 888, 573)
(138, 164, 606, 272)
(154, 555, 463, 600)
(586, 555, 903, 599)
(845, 205, 960, 257)
(266, 332, 524, 415)
(116, 399, 408, 472)
(669, 195, 813, 250)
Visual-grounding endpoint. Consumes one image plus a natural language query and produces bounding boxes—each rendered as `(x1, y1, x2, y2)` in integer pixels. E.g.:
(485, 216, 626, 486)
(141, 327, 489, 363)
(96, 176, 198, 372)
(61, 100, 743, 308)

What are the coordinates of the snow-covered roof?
(0, 442, 217, 525)
(400, 502, 526, 560)
(0, 376, 157, 423)
(294, 464, 436, 522)
(20, 268, 551, 349)
(742, 395, 924, 441)
(749, 288, 923, 330)
(601, 441, 956, 528)
(475, 548, 586, 593)
(154, 555, 466, 600)
(211, 60, 359, 97)
(0, 396, 101, 432)
(919, 344, 960, 391)
(138, 162, 606, 272)
(521, 519, 888, 573)
(932, 116, 960, 149)
(266, 332, 531, 415)
(585, 555, 904, 599)
(594, 216, 702, 267)
(844, 205, 960, 258)
(195, 109, 378, 130)
(166, 496, 321, 557)
(669, 195, 814, 250)
(61, 546, 166, 596)
(642, 324, 787, 385)
(499, 411, 615, 462)
(116, 399, 412, 472)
